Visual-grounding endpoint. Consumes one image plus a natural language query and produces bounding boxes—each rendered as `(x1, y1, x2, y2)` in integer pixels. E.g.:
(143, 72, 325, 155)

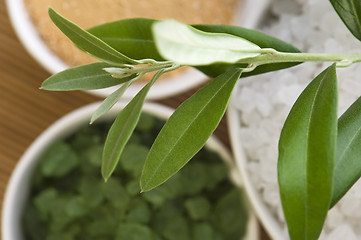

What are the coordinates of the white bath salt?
(324, 38, 344, 53)
(352, 220, 361, 236)
(235, 0, 361, 239)
(270, 0, 302, 16)
(350, 180, 361, 199)
(255, 94, 272, 117)
(339, 193, 361, 217)
(262, 182, 280, 206)
(325, 224, 358, 240)
(325, 207, 345, 230)
(236, 87, 259, 114)
(289, 16, 309, 42)
(260, 154, 277, 183)
(276, 84, 304, 107)
(239, 128, 264, 152)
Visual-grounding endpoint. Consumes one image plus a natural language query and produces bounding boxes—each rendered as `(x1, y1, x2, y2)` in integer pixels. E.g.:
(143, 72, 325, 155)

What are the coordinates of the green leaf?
(330, 0, 361, 41)
(120, 144, 149, 177)
(184, 197, 210, 220)
(88, 18, 300, 77)
(152, 20, 261, 66)
(41, 62, 135, 91)
(278, 64, 338, 240)
(101, 70, 164, 181)
(48, 8, 138, 65)
(331, 95, 361, 206)
(88, 18, 163, 61)
(115, 222, 154, 240)
(192, 223, 214, 240)
(161, 215, 190, 240)
(140, 68, 242, 192)
(214, 189, 248, 238)
(194, 24, 301, 78)
(40, 142, 79, 177)
(90, 81, 132, 124)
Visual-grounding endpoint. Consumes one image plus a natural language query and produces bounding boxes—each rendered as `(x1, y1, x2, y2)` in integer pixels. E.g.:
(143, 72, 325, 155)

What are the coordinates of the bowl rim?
(227, 97, 286, 240)
(5, 0, 270, 100)
(5, 0, 207, 100)
(2, 101, 259, 240)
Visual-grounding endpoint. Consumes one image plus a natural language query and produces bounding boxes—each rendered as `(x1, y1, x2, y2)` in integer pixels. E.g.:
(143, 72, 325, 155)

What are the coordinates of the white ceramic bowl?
(2, 101, 259, 240)
(228, 103, 285, 240)
(6, 0, 270, 99)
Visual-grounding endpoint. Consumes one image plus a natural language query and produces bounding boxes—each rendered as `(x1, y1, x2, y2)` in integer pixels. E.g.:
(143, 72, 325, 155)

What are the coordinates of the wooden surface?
(0, 1, 270, 239)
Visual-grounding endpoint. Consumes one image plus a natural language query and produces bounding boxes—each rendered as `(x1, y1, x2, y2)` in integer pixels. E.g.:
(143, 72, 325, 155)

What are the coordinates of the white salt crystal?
(234, 0, 361, 238)
(236, 87, 257, 113)
(270, 0, 302, 16)
(318, 229, 329, 240)
(307, 0, 330, 23)
(239, 128, 263, 152)
(349, 180, 361, 199)
(255, 94, 272, 117)
(290, 16, 309, 43)
(275, 203, 285, 224)
(262, 184, 280, 206)
(325, 207, 345, 230)
(339, 196, 361, 217)
(260, 154, 277, 183)
(327, 224, 358, 240)
(240, 109, 263, 126)
(337, 187, 361, 218)
(306, 31, 329, 53)
(324, 38, 343, 53)
(320, 13, 342, 36)
(338, 94, 359, 116)
(276, 84, 304, 107)
(293, 63, 317, 82)
(255, 141, 278, 162)
(352, 222, 361, 236)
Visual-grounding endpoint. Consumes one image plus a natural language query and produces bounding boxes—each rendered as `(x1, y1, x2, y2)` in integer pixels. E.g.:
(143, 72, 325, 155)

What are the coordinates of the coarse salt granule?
(235, 0, 361, 239)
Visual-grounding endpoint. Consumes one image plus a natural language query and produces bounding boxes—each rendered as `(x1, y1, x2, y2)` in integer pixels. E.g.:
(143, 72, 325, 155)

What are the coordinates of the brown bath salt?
(25, 0, 241, 80)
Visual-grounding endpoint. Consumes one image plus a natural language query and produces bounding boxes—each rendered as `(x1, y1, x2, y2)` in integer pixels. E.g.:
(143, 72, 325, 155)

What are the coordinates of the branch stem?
(241, 50, 361, 68)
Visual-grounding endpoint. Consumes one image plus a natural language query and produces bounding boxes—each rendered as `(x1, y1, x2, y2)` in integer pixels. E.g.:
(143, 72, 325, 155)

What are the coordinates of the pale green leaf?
(41, 62, 134, 91)
(193, 24, 301, 78)
(278, 64, 338, 240)
(101, 70, 164, 181)
(90, 81, 132, 124)
(140, 68, 242, 192)
(331, 95, 361, 206)
(87, 18, 300, 77)
(330, 0, 361, 41)
(152, 20, 260, 66)
(48, 8, 138, 65)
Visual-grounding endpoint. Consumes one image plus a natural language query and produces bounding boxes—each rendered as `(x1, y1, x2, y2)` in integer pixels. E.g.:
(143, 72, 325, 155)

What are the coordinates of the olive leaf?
(330, 0, 361, 41)
(331, 95, 361, 206)
(88, 18, 163, 61)
(278, 64, 337, 240)
(193, 24, 301, 78)
(140, 68, 242, 192)
(88, 18, 300, 77)
(101, 70, 164, 181)
(48, 8, 138, 66)
(152, 20, 261, 66)
(90, 81, 133, 124)
(41, 62, 135, 91)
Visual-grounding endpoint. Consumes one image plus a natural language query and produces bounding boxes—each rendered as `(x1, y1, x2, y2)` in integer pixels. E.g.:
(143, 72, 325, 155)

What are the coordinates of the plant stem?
(241, 50, 361, 70)
(129, 61, 175, 74)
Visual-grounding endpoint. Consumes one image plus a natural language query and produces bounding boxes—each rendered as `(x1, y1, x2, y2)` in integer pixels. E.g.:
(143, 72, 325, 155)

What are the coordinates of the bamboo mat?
(0, 1, 270, 239)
